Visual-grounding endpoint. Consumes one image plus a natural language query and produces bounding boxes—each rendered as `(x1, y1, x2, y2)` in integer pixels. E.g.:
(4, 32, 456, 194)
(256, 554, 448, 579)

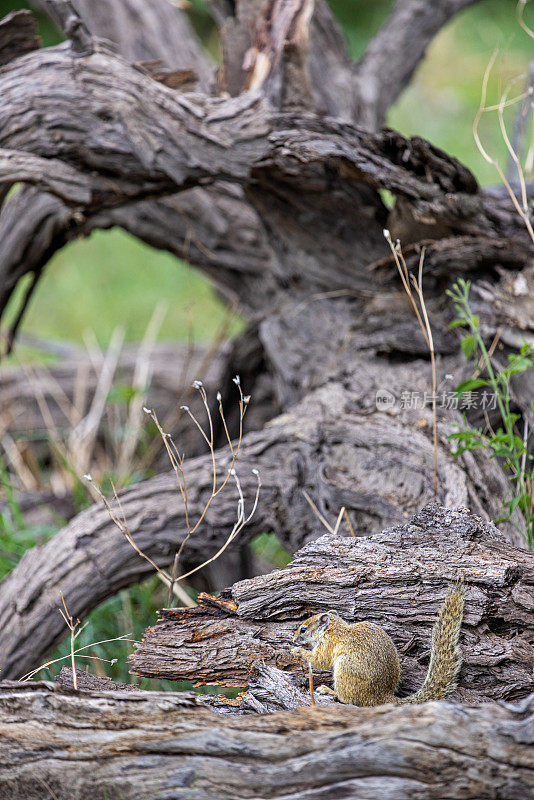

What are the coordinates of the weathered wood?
(0, 680, 532, 799)
(0, 39, 491, 227)
(0, 10, 40, 67)
(34, 0, 215, 88)
(0, 369, 527, 681)
(56, 665, 144, 693)
(132, 504, 534, 704)
(216, 0, 355, 118)
(0, 6, 533, 795)
(0, 21, 530, 324)
(0, 0, 531, 700)
(55, 666, 242, 712)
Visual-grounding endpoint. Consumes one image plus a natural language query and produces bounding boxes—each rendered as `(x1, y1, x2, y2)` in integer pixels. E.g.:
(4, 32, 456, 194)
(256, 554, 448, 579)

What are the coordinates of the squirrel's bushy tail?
(398, 578, 465, 705)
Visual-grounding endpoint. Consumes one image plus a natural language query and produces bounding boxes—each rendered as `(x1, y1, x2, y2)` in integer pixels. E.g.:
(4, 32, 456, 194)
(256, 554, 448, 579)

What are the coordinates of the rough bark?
(215, 0, 356, 119)
(0, 679, 532, 800)
(0, 0, 532, 689)
(55, 665, 243, 711)
(65, 0, 214, 88)
(0, 368, 527, 681)
(131, 504, 534, 704)
(2, 3, 528, 328)
(1, 7, 533, 795)
(0, 9, 40, 66)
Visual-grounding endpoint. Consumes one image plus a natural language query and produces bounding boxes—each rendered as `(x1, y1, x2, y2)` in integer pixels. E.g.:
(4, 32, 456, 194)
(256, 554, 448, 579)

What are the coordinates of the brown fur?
(291, 579, 464, 707)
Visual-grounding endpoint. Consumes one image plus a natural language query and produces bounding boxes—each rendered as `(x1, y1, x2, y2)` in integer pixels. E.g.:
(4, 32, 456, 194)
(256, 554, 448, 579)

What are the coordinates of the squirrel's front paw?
(291, 647, 307, 660)
(316, 684, 337, 697)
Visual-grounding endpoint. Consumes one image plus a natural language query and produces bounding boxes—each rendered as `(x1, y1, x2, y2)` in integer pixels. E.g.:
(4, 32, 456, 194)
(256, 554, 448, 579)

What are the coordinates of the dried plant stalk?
(88, 378, 260, 607)
(59, 591, 80, 690)
(473, 37, 534, 246)
(383, 233, 438, 494)
(308, 663, 316, 706)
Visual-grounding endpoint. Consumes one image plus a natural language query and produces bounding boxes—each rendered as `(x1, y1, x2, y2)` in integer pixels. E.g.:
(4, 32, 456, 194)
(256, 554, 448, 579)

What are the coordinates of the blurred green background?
(2, 0, 533, 348)
(1, 0, 532, 686)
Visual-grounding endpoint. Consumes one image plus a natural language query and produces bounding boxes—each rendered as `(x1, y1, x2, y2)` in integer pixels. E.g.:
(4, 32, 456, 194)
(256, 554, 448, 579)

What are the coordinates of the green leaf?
(107, 384, 139, 405)
(507, 496, 522, 514)
(454, 378, 488, 396)
(461, 335, 477, 360)
(448, 319, 467, 329)
(448, 430, 483, 442)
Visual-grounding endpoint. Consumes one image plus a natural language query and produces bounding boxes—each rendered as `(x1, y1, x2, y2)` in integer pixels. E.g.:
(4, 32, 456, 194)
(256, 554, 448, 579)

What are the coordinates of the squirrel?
(290, 579, 465, 707)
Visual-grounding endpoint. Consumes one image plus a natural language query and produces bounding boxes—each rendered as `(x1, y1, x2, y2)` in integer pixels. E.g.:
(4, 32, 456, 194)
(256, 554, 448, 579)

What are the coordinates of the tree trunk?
(0, 678, 532, 800)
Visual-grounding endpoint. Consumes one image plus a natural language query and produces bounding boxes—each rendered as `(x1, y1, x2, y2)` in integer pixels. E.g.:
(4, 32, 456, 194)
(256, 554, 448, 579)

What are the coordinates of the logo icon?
(375, 389, 395, 410)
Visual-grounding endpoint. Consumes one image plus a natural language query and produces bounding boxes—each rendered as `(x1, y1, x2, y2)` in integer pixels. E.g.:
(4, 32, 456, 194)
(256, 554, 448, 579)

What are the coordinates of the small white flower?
(217, 391, 222, 402)
(230, 468, 236, 476)
(192, 380, 203, 389)
(180, 405, 189, 412)
(83, 473, 93, 482)
(110, 659, 117, 666)
(383, 228, 390, 239)
(243, 395, 251, 404)
(142, 407, 152, 414)
(252, 468, 259, 476)
(233, 375, 241, 386)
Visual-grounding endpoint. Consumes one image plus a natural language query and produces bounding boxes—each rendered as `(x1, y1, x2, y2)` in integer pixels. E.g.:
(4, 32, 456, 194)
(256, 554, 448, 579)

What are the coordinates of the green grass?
(7, 229, 243, 347)
(390, 7, 533, 187)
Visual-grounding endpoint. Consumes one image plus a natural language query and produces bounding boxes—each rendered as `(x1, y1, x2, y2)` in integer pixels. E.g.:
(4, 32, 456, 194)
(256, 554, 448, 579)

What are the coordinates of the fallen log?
(132, 503, 534, 704)
(1, 376, 525, 682)
(0, 679, 532, 800)
(55, 666, 243, 712)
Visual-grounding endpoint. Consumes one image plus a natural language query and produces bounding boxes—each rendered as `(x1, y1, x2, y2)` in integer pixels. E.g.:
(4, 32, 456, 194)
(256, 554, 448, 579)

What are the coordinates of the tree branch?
(353, 0, 481, 128)
(0, 9, 40, 66)
(3, 32, 519, 335)
(43, 0, 93, 54)
(33, 0, 214, 87)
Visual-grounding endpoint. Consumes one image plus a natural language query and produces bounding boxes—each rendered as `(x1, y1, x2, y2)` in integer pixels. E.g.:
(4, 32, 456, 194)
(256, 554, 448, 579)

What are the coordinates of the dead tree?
(0, 504, 533, 800)
(1, 0, 534, 681)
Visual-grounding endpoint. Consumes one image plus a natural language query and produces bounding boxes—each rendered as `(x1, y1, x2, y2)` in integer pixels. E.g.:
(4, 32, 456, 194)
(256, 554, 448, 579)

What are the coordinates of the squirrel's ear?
(317, 612, 330, 632)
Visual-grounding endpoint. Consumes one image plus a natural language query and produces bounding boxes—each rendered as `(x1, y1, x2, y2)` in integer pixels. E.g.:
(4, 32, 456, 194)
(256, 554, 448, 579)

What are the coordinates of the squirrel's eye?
(299, 625, 305, 633)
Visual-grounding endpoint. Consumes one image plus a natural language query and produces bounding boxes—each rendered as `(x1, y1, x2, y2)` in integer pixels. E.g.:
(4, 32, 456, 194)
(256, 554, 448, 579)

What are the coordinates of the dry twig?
(383, 233, 438, 493)
(88, 379, 261, 607)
